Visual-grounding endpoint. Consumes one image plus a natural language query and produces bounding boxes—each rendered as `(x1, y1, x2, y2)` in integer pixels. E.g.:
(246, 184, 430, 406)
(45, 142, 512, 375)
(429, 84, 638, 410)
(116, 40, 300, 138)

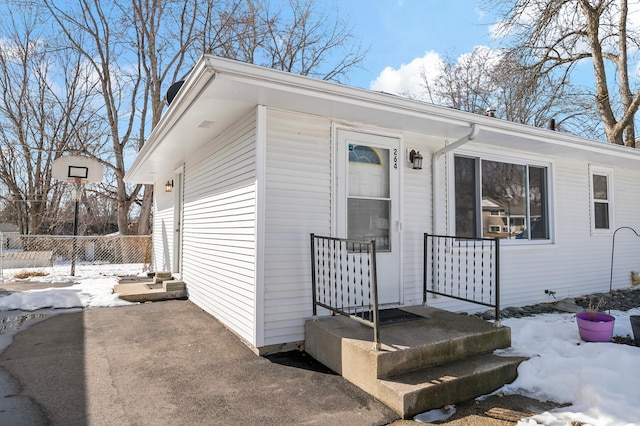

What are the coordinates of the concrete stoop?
(113, 272, 187, 302)
(305, 306, 527, 419)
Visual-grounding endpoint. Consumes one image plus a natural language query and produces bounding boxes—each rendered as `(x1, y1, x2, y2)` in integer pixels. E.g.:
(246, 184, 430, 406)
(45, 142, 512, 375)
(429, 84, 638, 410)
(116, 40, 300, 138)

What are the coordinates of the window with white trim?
(590, 166, 613, 232)
(454, 155, 550, 240)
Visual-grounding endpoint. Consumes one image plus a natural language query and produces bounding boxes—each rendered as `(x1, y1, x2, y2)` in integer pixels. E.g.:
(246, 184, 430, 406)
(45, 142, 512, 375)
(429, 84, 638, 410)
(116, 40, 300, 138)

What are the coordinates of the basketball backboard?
(52, 156, 103, 184)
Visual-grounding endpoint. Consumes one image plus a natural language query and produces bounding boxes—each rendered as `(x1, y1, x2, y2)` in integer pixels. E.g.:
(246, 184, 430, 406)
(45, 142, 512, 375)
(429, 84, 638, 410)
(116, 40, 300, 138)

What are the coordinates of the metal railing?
(310, 233, 380, 350)
(424, 233, 501, 324)
(0, 233, 152, 279)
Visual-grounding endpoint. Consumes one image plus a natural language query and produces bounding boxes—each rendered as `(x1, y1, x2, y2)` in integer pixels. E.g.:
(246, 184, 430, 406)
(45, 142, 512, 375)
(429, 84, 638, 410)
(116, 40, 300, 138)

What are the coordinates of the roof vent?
(165, 80, 185, 106)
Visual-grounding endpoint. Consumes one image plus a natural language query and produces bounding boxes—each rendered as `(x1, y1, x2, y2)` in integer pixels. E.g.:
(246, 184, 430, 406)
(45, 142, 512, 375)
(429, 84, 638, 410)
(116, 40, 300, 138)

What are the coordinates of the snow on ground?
(0, 276, 132, 311)
(0, 268, 638, 425)
(0, 264, 139, 311)
(498, 309, 640, 426)
(0, 266, 138, 355)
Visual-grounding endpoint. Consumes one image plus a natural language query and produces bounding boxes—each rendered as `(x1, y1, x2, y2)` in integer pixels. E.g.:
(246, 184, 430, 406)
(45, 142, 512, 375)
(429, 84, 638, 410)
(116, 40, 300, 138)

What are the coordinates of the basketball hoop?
(52, 156, 103, 185)
(68, 177, 87, 185)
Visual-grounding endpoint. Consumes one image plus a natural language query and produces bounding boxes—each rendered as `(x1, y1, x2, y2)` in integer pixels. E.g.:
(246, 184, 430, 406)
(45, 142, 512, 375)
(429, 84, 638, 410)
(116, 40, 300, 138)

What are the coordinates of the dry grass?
(13, 271, 49, 279)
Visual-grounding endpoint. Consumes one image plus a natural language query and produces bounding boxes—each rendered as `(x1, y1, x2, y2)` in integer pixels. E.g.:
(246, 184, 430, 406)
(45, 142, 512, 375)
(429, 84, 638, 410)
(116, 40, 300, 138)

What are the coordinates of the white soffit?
(125, 55, 640, 184)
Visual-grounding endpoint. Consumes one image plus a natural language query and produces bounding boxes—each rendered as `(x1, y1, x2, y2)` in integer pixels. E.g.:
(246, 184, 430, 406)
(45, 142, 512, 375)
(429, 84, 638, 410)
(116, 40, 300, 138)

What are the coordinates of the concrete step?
(113, 281, 187, 302)
(305, 306, 524, 419)
(377, 353, 527, 418)
(153, 271, 173, 284)
(163, 280, 185, 292)
(306, 307, 511, 379)
(153, 271, 172, 279)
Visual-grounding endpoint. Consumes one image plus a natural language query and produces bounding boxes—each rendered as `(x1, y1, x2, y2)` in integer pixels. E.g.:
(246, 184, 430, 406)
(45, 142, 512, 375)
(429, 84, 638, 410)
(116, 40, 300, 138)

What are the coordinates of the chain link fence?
(0, 233, 152, 279)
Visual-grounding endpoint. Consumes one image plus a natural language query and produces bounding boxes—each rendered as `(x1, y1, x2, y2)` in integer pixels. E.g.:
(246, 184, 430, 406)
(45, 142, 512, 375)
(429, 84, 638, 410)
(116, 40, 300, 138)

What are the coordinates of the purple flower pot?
(630, 315, 640, 346)
(576, 312, 615, 342)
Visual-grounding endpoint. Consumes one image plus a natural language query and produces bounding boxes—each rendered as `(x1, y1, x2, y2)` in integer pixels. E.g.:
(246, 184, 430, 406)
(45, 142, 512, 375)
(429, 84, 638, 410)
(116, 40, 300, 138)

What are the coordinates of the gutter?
(432, 124, 480, 235)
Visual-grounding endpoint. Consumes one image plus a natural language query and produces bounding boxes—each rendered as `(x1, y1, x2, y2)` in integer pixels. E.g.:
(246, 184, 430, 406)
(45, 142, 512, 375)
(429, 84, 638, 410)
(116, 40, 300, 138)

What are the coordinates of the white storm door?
(336, 129, 401, 305)
(172, 170, 183, 275)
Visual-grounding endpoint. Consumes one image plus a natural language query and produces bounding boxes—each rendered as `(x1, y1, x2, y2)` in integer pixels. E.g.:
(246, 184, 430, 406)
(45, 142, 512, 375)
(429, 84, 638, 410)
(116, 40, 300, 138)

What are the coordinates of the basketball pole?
(70, 183, 81, 276)
(52, 155, 104, 276)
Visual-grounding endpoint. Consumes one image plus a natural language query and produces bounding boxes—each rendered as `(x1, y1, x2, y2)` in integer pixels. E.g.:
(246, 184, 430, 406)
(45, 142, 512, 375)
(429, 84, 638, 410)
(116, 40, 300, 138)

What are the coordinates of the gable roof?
(125, 55, 640, 184)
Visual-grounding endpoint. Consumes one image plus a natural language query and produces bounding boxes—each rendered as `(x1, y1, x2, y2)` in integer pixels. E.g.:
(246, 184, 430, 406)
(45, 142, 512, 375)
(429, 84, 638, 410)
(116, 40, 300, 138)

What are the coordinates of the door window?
(348, 145, 391, 251)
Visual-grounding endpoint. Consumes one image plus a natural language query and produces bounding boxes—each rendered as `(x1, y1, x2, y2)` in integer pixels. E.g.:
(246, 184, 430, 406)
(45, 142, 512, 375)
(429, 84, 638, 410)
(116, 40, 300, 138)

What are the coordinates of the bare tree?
(492, 51, 601, 137)
(0, 5, 103, 233)
(36, 0, 366, 236)
(489, 0, 640, 145)
(415, 46, 598, 136)
(204, 0, 367, 82)
(428, 46, 501, 115)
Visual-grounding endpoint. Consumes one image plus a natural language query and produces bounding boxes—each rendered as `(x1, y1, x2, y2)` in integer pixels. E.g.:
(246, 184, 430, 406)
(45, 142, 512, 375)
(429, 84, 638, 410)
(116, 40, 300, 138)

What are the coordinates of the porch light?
(165, 180, 174, 192)
(409, 150, 423, 170)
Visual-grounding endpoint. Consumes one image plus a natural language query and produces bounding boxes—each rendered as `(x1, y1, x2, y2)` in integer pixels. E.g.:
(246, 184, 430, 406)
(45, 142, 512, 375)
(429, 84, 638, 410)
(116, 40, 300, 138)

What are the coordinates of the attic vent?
(165, 80, 185, 106)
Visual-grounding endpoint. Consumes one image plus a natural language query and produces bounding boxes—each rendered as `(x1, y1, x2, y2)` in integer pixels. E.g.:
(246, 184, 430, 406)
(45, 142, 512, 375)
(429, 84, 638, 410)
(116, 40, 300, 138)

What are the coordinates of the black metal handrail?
(609, 226, 640, 313)
(310, 233, 380, 349)
(423, 233, 501, 324)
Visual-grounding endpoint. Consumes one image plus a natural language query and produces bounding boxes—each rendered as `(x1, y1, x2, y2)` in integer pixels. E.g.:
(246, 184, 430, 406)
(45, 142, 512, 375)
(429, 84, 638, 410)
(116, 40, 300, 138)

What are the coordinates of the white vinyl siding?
(401, 132, 439, 305)
(181, 111, 257, 345)
(262, 109, 331, 346)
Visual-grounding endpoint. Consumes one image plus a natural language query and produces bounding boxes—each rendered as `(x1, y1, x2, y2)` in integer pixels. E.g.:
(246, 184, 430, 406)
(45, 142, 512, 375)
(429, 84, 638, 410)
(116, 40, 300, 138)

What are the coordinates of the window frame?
(589, 165, 614, 235)
(450, 151, 554, 244)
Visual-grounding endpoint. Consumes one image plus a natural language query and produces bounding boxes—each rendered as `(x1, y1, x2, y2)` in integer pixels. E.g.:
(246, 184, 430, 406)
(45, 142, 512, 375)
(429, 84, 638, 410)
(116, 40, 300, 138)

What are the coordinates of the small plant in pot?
(576, 297, 616, 342)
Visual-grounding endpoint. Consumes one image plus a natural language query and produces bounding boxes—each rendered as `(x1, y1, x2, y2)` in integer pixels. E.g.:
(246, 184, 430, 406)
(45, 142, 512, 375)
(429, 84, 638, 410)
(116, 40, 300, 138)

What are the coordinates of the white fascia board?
(202, 55, 474, 129)
(203, 55, 640, 164)
(126, 55, 640, 184)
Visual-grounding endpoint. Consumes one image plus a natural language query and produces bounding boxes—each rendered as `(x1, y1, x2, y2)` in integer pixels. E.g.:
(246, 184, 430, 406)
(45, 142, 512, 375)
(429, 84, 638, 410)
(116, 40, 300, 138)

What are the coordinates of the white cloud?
(473, 5, 486, 20)
(489, 20, 507, 40)
(369, 51, 443, 100)
(369, 46, 505, 103)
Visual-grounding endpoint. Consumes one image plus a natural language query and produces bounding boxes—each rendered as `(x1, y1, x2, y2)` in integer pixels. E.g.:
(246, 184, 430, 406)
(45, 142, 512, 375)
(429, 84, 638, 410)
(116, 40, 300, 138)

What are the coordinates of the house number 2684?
(393, 149, 398, 169)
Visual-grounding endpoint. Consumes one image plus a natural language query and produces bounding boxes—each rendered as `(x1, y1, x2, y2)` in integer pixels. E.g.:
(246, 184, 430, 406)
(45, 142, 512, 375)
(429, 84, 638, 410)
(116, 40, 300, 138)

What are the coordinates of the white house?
(125, 55, 640, 354)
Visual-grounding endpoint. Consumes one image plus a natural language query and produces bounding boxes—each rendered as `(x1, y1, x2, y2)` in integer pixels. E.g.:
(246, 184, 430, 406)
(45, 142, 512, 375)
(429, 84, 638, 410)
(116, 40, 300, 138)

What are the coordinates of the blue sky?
(338, 1, 640, 99)
(337, 1, 494, 89)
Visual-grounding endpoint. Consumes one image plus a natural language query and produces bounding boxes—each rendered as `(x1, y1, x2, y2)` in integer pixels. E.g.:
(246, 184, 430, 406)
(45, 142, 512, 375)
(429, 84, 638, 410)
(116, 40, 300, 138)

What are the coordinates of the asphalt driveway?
(0, 300, 398, 425)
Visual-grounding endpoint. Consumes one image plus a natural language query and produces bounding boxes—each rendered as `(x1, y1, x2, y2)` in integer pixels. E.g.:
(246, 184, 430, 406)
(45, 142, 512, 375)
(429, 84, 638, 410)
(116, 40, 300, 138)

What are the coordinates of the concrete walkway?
(0, 300, 398, 425)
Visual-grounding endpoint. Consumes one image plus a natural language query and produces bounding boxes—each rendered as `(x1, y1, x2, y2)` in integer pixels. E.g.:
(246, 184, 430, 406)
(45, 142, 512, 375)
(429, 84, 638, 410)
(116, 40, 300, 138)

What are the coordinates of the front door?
(336, 129, 401, 305)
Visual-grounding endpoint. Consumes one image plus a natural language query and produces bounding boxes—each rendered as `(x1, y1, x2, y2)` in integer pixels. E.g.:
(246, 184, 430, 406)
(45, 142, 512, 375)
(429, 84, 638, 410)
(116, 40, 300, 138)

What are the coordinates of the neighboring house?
(481, 197, 526, 238)
(0, 224, 19, 233)
(125, 55, 640, 354)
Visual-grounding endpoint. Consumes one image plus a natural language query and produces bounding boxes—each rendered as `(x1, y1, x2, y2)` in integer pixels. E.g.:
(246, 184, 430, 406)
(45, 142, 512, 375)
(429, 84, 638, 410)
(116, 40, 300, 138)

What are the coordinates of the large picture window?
(454, 155, 550, 241)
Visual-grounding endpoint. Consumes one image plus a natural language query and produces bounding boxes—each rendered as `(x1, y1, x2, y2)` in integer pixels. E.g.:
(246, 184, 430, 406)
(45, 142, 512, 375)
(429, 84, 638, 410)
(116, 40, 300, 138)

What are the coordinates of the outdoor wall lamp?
(165, 180, 174, 192)
(409, 150, 423, 170)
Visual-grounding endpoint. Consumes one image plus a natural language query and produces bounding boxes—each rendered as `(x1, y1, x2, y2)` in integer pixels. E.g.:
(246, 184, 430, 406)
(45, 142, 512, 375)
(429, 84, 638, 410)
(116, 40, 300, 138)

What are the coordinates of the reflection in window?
(348, 199, 390, 250)
(349, 145, 382, 164)
(454, 156, 477, 238)
(454, 156, 549, 240)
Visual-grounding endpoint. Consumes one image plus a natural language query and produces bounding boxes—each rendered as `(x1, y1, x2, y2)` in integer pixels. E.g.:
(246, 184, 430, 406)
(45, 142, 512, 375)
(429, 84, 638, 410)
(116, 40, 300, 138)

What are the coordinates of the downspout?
(432, 123, 480, 235)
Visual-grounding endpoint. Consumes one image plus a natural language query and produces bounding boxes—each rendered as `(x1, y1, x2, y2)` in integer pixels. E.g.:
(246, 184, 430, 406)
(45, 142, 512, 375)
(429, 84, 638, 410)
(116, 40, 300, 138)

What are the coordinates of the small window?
(349, 145, 382, 164)
(489, 210, 500, 216)
(590, 167, 613, 232)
